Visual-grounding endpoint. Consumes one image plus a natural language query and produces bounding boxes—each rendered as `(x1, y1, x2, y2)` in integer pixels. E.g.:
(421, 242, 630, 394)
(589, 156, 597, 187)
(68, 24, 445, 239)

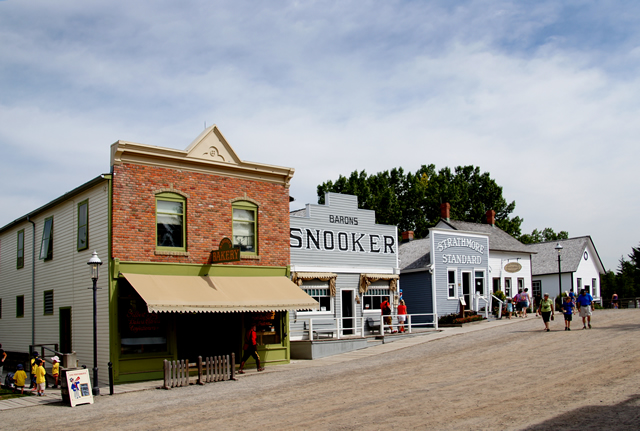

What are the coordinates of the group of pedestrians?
(505, 288, 531, 319)
(537, 289, 595, 332)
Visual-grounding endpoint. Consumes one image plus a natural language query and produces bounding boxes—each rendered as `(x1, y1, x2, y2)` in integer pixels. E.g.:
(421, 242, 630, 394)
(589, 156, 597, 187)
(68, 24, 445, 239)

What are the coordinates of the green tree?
(317, 165, 523, 237)
(600, 243, 640, 302)
(519, 227, 569, 244)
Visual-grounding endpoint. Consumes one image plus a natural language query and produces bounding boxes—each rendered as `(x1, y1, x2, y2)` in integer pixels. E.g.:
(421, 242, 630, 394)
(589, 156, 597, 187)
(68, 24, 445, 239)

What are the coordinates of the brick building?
(0, 125, 316, 383)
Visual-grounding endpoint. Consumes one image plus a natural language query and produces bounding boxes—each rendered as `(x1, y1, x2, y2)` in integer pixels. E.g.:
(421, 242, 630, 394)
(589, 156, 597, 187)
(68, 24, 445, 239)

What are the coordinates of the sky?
(1, 0, 639, 272)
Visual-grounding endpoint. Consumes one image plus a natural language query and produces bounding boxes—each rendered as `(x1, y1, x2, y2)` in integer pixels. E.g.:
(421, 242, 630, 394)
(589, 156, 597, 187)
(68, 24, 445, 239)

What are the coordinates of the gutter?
(27, 216, 36, 351)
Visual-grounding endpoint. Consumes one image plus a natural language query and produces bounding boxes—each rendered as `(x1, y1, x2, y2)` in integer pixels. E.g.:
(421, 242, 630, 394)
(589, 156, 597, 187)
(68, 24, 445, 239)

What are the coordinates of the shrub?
(452, 315, 484, 324)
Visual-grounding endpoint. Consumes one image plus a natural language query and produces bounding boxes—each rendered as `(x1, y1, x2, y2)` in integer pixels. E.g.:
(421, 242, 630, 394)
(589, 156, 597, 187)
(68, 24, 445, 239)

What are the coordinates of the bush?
(493, 290, 506, 302)
(452, 315, 484, 324)
(438, 311, 481, 325)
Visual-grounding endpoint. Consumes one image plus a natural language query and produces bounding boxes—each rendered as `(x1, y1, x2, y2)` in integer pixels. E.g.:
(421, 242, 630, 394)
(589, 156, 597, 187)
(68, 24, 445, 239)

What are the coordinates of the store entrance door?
(341, 290, 354, 335)
(175, 313, 242, 362)
(462, 272, 472, 311)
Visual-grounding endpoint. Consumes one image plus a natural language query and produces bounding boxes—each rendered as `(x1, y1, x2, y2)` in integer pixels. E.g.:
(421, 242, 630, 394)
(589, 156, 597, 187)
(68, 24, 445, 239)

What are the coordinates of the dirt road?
(4, 309, 640, 430)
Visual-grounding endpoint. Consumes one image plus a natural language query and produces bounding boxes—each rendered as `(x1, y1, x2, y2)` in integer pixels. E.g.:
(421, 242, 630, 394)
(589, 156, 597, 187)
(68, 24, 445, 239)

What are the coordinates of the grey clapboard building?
(399, 228, 490, 321)
(289, 193, 399, 358)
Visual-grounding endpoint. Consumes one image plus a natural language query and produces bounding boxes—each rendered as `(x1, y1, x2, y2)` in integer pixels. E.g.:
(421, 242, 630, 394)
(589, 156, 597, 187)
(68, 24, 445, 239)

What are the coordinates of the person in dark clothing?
(238, 324, 263, 374)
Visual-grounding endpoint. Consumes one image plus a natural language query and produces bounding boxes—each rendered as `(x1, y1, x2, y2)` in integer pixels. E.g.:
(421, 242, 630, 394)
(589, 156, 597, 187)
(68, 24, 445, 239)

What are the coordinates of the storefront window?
(303, 288, 331, 312)
(250, 311, 282, 345)
(118, 280, 169, 355)
(363, 288, 390, 310)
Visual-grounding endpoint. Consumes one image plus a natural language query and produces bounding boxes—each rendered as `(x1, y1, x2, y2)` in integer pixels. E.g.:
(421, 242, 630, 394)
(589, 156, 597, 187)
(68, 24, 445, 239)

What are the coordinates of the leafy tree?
(600, 243, 640, 301)
(317, 165, 523, 237)
(519, 227, 569, 244)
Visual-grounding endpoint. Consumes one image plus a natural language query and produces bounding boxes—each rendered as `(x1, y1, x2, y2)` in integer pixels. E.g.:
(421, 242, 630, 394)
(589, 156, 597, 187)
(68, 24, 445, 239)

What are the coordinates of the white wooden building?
(527, 236, 605, 303)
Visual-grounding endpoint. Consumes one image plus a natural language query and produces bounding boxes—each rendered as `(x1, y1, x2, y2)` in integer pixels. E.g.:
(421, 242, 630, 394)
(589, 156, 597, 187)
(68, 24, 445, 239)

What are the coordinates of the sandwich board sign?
(62, 368, 94, 407)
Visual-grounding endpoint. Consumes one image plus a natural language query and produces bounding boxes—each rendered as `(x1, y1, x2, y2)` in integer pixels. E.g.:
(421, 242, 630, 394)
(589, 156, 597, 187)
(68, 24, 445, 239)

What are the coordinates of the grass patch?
(0, 387, 34, 400)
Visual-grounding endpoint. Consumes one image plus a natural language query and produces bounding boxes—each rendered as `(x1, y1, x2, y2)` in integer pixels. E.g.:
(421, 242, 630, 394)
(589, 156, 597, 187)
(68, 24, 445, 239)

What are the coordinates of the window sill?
(296, 311, 333, 316)
(155, 250, 190, 257)
(241, 254, 261, 261)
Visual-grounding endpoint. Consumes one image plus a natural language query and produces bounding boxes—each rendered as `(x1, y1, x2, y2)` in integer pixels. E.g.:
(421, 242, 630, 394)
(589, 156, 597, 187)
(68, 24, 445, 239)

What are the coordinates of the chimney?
(486, 209, 495, 226)
(401, 231, 414, 243)
(440, 203, 450, 222)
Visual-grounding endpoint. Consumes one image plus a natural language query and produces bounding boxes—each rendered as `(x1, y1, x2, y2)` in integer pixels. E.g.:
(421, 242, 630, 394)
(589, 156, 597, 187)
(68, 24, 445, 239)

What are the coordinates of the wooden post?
(163, 360, 170, 389)
(231, 352, 236, 380)
(171, 360, 178, 388)
(215, 356, 220, 382)
(209, 356, 213, 383)
(222, 355, 228, 381)
(185, 359, 190, 386)
(197, 356, 203, 385)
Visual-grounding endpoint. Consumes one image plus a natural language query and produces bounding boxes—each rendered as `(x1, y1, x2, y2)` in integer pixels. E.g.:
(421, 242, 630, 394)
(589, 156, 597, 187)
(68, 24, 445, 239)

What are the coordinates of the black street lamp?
(88, 251, 102, 396)
(555, 242, 563, 298)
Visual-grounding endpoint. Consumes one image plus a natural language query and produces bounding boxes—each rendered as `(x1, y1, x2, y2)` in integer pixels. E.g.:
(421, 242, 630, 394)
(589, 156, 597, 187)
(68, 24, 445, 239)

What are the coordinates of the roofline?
(528, 235, 606, 274)
(0, 174, 111, 234)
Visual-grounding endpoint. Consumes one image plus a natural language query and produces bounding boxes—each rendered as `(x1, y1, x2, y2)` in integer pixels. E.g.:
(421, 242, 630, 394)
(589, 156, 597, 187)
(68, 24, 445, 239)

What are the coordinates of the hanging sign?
(210, 237, 241, 264)
(504, 262, 522, 273)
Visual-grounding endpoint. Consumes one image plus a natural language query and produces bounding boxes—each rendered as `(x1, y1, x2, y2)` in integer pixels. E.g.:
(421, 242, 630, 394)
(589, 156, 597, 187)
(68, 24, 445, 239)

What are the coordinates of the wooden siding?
(0, 180, 109, 379)
(399, 271, 433, 324)
(290, 193, 398, 270)
(431, 230, 489, 317)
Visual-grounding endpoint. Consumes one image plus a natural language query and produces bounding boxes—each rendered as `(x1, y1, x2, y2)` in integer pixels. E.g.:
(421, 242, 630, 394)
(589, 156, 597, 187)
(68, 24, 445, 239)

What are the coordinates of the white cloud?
(1, 0, 640, 270)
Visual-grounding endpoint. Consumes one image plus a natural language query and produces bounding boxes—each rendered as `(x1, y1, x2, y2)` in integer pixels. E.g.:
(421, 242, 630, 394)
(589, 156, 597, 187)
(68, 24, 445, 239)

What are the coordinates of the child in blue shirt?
(561, 296, 574, 330)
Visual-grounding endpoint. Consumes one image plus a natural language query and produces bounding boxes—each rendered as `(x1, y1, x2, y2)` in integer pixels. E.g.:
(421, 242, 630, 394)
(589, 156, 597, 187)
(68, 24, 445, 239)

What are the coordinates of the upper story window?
(17, 229, 25, 269)
(156, 193, 186, 250)
(77, 200, 89, 251)
(44, 290, 54, 315)
(39, 217, 53, 260)
(232, 201, 257, 254)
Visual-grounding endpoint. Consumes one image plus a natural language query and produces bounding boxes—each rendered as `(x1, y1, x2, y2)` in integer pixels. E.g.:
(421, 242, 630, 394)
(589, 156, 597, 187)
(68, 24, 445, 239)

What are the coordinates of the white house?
(527, 236, 605, 303)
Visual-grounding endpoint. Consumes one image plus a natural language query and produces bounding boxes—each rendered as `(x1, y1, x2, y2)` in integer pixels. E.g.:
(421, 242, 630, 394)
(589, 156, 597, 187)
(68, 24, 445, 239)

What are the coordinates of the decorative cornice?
(110, 125, 295, 188)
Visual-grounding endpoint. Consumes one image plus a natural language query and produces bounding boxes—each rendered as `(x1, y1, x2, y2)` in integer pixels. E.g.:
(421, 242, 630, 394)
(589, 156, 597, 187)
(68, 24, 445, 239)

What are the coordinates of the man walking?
(576, 289, 594, 329)
(238, 324, 264, 374)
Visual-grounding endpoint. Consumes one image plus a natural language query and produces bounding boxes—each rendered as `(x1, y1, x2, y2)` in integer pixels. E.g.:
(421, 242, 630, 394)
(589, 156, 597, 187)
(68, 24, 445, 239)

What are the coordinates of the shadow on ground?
(523, 394, 640, 430)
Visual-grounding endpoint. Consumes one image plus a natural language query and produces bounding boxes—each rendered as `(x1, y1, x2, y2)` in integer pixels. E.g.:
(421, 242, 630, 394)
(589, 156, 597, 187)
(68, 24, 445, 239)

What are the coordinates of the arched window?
(232, 201, 257, 254)
(156, 192, 186, 250)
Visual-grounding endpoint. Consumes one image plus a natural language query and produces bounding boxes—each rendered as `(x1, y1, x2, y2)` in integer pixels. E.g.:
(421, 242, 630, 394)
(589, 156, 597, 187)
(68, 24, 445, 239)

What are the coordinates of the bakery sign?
(504, 262, 522, 273)
(210, 237, 241, 264)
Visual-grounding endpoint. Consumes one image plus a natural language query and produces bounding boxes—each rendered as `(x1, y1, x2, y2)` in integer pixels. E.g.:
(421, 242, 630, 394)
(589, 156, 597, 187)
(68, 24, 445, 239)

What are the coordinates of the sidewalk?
(0, 315, 529, 410)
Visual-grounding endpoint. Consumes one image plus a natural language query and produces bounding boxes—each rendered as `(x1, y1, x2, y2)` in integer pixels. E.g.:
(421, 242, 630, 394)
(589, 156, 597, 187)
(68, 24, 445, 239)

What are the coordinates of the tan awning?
(121, 273, 319, 313)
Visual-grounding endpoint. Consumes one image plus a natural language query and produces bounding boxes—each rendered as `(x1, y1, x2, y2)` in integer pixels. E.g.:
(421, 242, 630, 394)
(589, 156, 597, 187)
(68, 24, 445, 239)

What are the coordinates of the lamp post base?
(93, 367, 100, 396)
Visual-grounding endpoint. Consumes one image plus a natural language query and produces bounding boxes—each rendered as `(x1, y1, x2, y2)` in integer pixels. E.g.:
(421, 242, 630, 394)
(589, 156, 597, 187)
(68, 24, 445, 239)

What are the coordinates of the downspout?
(27, 216, 36, 351)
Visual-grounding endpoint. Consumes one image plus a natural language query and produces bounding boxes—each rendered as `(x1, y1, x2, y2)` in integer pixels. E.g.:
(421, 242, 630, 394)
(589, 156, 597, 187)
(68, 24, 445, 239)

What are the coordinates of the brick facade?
(112, 163, 291, 267)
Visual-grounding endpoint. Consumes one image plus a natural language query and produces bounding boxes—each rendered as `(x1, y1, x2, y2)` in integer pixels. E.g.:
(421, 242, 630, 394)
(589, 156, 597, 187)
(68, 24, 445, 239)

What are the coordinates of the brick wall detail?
(112, 164, 290, 267)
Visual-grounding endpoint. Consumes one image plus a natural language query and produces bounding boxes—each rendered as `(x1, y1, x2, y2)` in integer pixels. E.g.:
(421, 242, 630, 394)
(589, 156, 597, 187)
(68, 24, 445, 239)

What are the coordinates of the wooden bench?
(365, 317, 380, 332)
(303, 321, 337, 339)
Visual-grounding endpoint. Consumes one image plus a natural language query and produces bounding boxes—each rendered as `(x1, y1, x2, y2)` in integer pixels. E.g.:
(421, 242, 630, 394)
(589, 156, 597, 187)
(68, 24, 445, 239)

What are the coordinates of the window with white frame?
(363, 288, 390, 311)
(577, 278, 582, 288)
(592, 278, 598, 297)
(303, 288, 331, 312)
(518, 278, 524, 290)
(504, 278, 512, 297)
(448, 270, 457, 298)
(232, 201, 257, 254)
(299, 280, 331, 312)
(475, 271, 485, 295)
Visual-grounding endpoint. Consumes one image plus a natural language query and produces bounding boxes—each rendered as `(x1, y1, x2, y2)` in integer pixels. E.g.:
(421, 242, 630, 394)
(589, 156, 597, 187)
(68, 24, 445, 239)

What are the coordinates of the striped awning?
(122, 273, 319, 313)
